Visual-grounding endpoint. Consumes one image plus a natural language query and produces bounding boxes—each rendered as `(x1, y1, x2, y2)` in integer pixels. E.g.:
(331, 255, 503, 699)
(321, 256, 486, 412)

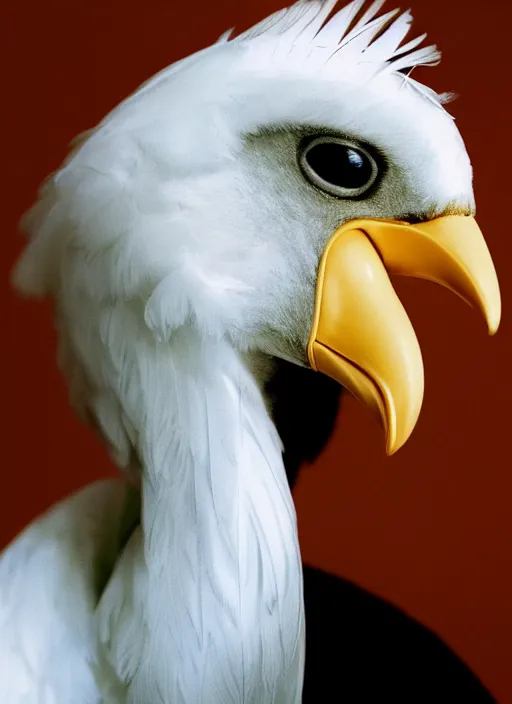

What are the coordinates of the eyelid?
(305, 135, 359, 151)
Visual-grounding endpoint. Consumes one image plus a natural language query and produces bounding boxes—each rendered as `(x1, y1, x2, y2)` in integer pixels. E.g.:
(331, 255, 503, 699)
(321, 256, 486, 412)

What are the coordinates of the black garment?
(267, 360, 495, 703)
(302, 566, 494, 702)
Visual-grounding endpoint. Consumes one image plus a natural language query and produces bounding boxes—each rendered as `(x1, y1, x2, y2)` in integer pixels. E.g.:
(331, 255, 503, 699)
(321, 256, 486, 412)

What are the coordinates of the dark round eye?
(299, 137, 379, 198)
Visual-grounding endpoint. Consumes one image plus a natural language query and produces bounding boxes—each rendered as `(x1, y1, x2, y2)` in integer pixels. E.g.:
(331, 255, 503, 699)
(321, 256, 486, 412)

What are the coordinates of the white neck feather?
(97, 328, 305, 703)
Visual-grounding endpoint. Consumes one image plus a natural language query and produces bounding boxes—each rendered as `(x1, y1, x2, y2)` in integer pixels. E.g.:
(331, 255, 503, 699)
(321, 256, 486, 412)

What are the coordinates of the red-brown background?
(2, 1, 511, 700)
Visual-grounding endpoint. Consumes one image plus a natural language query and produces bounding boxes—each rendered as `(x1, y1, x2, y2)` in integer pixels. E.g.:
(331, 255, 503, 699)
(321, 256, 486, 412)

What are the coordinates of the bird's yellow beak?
(307, 215, 501, 455)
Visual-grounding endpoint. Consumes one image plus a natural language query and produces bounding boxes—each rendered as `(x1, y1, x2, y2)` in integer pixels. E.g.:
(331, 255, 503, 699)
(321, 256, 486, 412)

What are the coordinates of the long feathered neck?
(98, 328, 305, 703)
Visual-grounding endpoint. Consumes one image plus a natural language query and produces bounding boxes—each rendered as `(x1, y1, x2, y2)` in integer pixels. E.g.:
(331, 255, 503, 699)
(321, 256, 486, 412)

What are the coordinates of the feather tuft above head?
(220, 0, 454, 109)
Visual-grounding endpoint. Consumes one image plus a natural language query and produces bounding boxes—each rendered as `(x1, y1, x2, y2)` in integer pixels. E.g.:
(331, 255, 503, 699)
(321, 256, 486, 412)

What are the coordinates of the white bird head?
(13, 0, 501, 456)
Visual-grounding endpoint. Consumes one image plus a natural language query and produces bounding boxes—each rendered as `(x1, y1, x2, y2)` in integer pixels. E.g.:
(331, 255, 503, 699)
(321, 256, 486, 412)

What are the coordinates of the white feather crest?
(228, 0, 451, 106)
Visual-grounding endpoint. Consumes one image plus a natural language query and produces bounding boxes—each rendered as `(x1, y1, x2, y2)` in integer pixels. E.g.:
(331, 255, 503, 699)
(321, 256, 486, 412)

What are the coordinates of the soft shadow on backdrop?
(1, 1, 511, 700)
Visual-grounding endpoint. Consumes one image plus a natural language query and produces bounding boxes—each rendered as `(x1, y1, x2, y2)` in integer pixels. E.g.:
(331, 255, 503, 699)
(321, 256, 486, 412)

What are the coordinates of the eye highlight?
(299, 136, 379, 199)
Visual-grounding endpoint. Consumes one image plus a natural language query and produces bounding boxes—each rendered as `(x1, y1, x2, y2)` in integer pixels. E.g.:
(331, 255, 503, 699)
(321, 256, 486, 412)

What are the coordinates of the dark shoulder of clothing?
(302, 565, 496, 703)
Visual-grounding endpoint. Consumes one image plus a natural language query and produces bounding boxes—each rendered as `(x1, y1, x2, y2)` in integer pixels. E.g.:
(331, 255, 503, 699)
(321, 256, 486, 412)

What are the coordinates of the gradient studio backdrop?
(2, 0, 511, 700)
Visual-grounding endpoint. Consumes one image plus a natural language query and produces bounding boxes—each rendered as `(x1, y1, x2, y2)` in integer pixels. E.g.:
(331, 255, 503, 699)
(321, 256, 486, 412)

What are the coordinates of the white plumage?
(2, 1, 476, 702)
